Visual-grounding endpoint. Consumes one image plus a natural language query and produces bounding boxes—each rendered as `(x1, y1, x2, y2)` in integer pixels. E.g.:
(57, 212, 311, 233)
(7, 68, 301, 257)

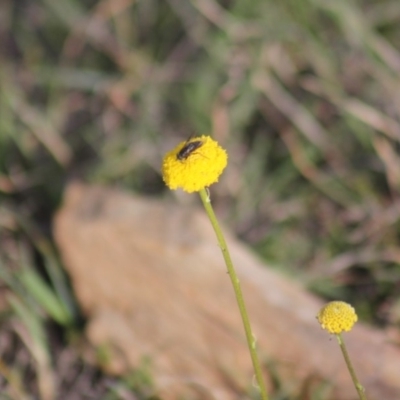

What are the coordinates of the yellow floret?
(317, 301, 358, 334)
(162, 135, 228, 193)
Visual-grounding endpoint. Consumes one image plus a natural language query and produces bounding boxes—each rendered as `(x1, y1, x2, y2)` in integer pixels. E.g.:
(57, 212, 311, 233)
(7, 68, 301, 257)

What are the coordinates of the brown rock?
(54, 182, 400, 399)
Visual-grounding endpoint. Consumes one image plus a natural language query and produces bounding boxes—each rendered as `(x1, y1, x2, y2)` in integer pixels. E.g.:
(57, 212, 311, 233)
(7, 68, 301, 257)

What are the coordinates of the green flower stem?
(199, 188, 269, 400)
(336, 333, 367, 400)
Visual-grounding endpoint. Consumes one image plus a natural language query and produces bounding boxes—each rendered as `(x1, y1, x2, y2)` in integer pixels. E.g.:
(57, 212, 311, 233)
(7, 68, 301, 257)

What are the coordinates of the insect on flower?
(162, 134, 228, 192)
(176, 137, 204, 161)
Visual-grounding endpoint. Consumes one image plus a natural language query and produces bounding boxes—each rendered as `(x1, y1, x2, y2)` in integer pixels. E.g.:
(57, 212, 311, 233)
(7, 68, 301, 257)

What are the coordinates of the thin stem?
(336, 333, 367, 400)
(199, 188, 269, 400)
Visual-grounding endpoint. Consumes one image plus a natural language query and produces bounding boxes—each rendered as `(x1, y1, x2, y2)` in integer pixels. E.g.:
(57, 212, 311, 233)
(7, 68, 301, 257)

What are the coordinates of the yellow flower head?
(162, 135, 228, 193)
(317, 301, 358, 335)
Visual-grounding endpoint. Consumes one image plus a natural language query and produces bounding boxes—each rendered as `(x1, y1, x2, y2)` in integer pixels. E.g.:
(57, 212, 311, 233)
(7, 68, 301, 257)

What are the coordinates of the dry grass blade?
(2, 78, 71, 167)
(276, 127, 354, 207)
(0, 357, 31, 400)
(373, 136, 400, 192)
(343, 99, 400, 143)
(252, 71, 330, 151)
(8, 295, 56, 400)
(325, 247, 400, 276)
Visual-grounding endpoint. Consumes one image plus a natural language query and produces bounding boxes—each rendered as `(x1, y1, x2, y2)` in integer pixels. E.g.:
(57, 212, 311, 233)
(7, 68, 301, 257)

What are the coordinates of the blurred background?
(1, 0, 400, 398)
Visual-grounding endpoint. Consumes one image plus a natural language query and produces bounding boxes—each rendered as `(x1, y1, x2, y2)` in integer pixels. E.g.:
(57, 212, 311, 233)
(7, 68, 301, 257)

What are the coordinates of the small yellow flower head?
(317, 301, 358, 335)
(162, 135, 228, 193)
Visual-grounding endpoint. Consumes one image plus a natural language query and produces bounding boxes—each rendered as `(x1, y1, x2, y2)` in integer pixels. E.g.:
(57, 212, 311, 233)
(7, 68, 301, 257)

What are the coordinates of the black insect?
(176, 139, 204, 161)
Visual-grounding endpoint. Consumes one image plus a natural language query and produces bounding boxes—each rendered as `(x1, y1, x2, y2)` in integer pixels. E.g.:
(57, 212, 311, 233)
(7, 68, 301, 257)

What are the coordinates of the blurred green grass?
(1, 0, 400, 398)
